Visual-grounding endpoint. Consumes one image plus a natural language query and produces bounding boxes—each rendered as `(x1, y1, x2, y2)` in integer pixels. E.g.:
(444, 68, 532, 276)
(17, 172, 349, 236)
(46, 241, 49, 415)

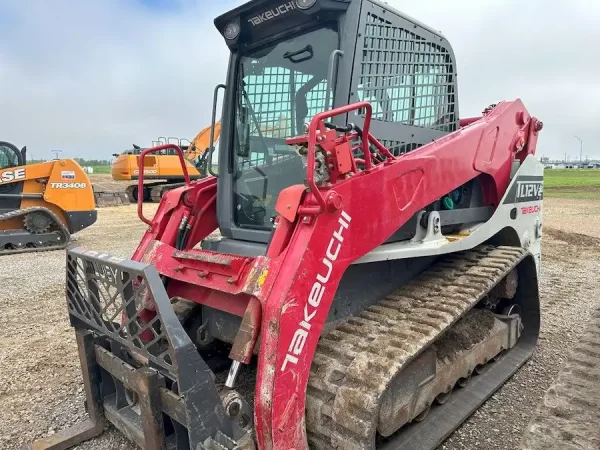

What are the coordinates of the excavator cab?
(27, 1, 545, 449)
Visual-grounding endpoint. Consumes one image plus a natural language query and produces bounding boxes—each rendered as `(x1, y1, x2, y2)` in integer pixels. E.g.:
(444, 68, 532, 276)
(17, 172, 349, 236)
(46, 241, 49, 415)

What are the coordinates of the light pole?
(574, 136, 583, 164)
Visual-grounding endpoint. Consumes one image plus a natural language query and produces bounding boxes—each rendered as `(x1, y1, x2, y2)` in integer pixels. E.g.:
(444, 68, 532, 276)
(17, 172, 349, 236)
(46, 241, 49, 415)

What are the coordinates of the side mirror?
(20, 146, 27, 164)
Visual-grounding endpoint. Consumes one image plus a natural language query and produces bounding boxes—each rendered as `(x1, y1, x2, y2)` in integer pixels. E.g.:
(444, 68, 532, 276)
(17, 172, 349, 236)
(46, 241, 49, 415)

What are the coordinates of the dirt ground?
(88, 173, 131, 193)
(1, 198, 600, 449)
(88, 173, 168, 195)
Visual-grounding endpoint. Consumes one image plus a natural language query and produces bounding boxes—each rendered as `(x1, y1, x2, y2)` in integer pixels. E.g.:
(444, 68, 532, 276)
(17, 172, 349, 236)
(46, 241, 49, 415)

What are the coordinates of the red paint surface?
(127, 99, 541, 450)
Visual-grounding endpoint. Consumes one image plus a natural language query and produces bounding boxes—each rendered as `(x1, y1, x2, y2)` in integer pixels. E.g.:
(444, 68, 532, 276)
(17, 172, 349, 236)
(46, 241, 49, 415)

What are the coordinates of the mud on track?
(1, 198, 599, 450)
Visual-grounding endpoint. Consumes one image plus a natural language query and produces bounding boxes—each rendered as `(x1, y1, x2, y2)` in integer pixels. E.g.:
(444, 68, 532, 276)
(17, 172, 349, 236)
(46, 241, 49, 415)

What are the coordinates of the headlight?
(296, 0, 317, 10)
(224, 22, 240, 40)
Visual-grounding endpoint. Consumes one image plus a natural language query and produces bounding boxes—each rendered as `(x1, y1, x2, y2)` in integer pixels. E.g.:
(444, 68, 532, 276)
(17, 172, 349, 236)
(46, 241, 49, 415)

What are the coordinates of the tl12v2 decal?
(502, 175, 543, 204)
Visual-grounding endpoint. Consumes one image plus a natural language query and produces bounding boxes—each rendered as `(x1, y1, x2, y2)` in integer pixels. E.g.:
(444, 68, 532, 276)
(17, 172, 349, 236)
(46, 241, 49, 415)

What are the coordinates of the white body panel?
(354, 155, 544, 276)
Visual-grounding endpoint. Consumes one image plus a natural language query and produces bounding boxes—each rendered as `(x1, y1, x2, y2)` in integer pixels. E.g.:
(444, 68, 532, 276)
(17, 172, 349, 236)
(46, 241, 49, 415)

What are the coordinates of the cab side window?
(0, 144, 21, 170)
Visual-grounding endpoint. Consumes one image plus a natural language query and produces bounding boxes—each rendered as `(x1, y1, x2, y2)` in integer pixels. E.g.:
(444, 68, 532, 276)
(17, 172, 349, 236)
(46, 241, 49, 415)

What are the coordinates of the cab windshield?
(232, 25, 338, 229)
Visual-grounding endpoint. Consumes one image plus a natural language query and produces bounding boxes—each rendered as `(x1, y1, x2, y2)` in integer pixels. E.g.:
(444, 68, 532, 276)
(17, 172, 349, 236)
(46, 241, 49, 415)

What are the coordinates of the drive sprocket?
(23, 211, 53, 233)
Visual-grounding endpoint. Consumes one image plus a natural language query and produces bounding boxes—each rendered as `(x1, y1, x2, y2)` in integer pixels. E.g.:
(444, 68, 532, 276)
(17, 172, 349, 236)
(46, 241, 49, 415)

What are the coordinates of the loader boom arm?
(129, 99, 542, 449)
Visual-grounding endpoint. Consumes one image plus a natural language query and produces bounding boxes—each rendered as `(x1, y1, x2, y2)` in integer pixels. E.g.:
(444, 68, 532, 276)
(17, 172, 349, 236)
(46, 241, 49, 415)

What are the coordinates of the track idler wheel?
(126, 185, 151, 203)
(493, 350, 505, 362)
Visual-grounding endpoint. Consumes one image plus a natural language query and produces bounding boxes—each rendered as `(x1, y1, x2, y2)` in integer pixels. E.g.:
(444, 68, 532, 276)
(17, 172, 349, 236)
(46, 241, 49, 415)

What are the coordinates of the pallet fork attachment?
(22, 331, 105, 450)
(25, 247, 254, 450)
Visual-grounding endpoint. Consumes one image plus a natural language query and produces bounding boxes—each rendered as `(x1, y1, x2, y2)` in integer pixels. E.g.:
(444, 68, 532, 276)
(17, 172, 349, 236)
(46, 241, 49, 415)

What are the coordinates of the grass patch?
(544, 169, 600, 187)
(544, 188, 600, 200)
(90, 165, 111, 174)
(544, 169, 600, 199)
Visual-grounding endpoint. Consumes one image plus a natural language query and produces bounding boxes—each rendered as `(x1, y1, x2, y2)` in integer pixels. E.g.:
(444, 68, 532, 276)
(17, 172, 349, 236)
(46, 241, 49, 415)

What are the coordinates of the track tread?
(521, 304, 600, 450)
(306, 245, 528, 450)
(0, 207, 70, 255)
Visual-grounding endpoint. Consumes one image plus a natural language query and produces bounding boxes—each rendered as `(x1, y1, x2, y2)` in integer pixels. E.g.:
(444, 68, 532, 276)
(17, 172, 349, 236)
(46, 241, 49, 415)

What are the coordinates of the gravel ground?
(440, 202, 600, 450)
(1, 198, 599, 450)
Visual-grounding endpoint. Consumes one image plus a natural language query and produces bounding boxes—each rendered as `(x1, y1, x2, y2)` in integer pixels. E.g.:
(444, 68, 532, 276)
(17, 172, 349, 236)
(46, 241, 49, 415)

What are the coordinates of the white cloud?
(390, 0, 600, 160)
(1, 0, 599, 161)
(0, 0, 233, 160)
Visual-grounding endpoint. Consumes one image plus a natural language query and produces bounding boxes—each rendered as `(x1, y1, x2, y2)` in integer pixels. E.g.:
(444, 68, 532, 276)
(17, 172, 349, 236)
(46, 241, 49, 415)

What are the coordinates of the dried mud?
(435, 309, 497, 362)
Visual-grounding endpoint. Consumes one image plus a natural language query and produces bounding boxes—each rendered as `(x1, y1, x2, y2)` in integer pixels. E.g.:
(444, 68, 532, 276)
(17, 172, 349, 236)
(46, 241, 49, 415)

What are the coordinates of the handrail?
(300, 101, 373, 215)
(137, 144, 191, 225)
(208, 84, 226, 177)
(324, 49, 344, 111)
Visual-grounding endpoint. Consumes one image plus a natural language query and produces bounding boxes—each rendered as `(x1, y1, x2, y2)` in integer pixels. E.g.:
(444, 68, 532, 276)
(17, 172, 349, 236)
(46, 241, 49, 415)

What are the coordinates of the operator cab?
(0, 141, 25, 170)
(228, 24, 337, 230)
(0, 141, 27, 213)
(205, 0, 468, 256)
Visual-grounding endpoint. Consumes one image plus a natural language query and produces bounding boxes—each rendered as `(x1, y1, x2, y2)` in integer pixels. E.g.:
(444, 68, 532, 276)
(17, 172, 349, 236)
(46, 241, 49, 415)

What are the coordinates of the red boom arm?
(130, 99, 542, 449)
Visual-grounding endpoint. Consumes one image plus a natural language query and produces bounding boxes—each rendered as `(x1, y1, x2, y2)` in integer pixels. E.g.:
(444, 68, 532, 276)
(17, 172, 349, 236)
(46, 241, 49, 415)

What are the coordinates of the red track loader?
(27, 0, 546, 449)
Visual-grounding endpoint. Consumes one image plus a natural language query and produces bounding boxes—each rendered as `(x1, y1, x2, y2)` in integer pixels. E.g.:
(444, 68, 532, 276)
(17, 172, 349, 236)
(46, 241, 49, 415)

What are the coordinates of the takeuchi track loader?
(0, 141, 97, 255)
(27, 0, 547, 449)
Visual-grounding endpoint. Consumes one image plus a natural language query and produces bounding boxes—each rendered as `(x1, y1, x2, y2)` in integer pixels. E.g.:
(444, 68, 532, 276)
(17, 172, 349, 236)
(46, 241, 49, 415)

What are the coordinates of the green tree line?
(27, 158, 112, 166)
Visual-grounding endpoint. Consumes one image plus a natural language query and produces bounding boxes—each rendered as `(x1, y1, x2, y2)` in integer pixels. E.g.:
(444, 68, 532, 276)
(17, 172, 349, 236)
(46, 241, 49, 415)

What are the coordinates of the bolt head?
(227, 401, 241, 417)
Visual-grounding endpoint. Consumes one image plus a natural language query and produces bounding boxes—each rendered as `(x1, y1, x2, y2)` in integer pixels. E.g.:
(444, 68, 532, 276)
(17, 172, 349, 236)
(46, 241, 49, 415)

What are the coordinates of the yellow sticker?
(257, 269, 269, 287)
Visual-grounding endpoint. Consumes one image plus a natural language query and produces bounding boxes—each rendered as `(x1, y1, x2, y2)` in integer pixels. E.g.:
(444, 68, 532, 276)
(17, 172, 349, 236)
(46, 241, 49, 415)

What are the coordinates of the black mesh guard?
(66, 247, 176, 378)
(64, 246, 241, 447)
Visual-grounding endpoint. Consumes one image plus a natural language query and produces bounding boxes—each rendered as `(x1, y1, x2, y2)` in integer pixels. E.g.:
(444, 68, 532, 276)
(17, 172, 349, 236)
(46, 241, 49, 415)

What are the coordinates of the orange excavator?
(111, 122, 221, 202)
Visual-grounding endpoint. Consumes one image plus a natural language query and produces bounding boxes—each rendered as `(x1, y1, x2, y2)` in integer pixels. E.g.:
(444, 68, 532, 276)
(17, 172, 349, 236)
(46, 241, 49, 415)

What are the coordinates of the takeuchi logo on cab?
(248, 1, 296, 26)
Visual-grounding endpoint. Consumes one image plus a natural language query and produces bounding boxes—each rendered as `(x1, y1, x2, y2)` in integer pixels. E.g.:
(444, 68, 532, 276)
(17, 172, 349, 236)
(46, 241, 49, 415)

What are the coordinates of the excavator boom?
(187, 122, 222, 161)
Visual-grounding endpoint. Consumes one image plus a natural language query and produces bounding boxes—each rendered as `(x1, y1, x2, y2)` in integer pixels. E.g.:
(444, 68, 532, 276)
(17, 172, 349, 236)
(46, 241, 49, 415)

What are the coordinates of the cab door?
(0, 141, 26, 213)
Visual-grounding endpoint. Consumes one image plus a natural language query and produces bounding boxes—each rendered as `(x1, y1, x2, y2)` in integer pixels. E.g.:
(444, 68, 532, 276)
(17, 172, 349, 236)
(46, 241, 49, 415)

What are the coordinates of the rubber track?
(521, 302, 600, 450)
(306, 245, 527, 450)
(0, 206, 71, 256)
(125, 182, 164, 203)
(150, 182, 185, 203)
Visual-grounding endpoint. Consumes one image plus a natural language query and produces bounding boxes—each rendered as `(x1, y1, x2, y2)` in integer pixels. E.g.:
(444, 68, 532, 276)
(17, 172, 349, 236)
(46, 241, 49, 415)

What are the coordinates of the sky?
(1, 0, 599, 162)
